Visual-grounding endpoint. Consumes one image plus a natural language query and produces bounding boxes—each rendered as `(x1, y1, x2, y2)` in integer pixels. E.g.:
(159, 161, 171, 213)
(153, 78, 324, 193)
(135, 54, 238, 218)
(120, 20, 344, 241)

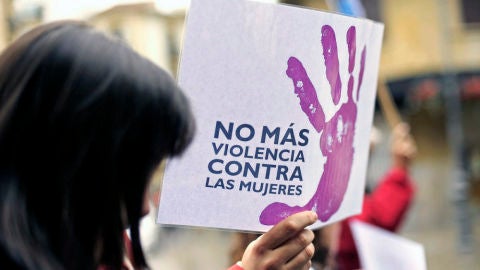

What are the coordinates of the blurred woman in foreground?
(0, 21, 316, 270)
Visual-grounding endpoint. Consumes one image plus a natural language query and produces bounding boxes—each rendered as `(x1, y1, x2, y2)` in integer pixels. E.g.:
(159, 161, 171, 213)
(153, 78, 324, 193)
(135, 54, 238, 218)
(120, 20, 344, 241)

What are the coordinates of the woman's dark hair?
(0, 21, 195, 269)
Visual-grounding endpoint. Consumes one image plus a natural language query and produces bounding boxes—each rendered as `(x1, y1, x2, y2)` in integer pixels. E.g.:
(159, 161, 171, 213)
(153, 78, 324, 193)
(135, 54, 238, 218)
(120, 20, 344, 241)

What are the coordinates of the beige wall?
(90, 8, 174, 74)
(381, 0, 480, 78)
(381, 0, 443, 77)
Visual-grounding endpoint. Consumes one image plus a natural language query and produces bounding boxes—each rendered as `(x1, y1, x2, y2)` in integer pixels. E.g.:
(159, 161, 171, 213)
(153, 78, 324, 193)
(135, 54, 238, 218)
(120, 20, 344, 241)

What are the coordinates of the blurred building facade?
(0, 0, 185, 75)
(89, 2, 184, 75)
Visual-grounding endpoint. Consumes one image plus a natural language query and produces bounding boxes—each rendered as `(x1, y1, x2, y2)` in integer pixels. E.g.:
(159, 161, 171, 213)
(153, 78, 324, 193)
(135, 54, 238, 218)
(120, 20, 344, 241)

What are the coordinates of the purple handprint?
(260, 25, 367, 224)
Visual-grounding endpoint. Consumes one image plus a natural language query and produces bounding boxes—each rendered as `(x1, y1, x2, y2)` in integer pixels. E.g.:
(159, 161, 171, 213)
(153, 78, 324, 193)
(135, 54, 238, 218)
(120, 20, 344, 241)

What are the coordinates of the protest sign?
(351, 221, 428, 270)
(157, 0, 384, 232)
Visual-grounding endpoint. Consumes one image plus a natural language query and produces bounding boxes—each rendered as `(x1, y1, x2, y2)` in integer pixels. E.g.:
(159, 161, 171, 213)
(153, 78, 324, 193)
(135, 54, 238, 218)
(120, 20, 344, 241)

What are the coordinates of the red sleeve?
(227, 263, 244, 270)
(337, 167, 415, 270)
(358, 166, 415, 231)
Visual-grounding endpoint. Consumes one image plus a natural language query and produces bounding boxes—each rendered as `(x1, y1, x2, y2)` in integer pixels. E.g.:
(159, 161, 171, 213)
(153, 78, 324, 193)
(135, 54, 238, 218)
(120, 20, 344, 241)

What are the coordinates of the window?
(361, 0, 382, 22)
(461, 0, 480, 24)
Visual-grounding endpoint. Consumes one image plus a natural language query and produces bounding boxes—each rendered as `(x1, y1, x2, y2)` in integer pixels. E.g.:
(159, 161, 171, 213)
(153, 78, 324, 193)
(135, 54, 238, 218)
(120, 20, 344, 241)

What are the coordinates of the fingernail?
(310, 211, 318, 221)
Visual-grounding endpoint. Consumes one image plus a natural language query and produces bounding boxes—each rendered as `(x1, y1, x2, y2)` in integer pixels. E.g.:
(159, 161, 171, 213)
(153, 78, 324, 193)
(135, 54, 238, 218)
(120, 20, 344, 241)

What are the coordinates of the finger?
(258, 211, 317, 249)
(347, 26, 357, 74)
(321, 25, 342, 105)
(347, 26, 356, 101)
(355, 46, 366, 102)
(286, 57, 325, 133)
(284, 243, 315, 270)
(272, 229, 314, 264)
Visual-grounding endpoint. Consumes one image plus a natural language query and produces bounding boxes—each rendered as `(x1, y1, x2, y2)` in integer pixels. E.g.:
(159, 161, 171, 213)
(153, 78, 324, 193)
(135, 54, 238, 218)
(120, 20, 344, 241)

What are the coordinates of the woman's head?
(0, 21, 194, 269)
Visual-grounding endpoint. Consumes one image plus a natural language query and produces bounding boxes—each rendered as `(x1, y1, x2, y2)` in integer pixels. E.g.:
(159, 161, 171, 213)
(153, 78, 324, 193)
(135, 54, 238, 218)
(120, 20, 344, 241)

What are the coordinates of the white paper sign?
(157, 0, 384, 232)
(351, 221, 428, 270)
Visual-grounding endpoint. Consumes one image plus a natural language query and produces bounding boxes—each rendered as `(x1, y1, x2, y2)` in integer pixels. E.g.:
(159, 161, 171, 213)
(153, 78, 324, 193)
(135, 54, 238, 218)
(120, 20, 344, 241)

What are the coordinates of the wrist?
(392, 156, 410, 169)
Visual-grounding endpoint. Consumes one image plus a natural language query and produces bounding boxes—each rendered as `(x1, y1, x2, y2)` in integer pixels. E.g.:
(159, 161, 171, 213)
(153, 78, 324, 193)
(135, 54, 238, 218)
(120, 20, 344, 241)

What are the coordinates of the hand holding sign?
(260, 25, 367, 224)
(241, 211, 317, 270)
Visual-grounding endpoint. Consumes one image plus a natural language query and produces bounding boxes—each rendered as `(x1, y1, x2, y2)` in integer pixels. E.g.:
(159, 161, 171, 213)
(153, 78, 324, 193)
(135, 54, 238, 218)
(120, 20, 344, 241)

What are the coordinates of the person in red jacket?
(336, 123, 417, 270)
